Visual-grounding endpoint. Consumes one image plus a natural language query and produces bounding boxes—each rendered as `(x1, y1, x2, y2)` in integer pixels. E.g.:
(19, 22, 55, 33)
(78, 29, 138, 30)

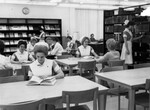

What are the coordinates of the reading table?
(95, 67, 150, 110)
(0, 76, 108, 110)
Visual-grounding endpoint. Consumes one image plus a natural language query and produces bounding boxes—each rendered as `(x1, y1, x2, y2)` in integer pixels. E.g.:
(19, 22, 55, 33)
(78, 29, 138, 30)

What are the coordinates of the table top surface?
(0, 76, 107, 105)
(95, 67, 150, 87)
(56, 57, 102, 67)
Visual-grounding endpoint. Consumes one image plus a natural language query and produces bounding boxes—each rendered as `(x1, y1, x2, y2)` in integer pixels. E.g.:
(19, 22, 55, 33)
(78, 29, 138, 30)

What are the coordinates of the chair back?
(0, 75, 24, 83)
(101, 60, 125, 72)
(57, 55, 72, 59)
(0, 99, 44, 110)
(0, 69, 13, 77)
(78, 60, 96, 80)
(62, 87, 98, 110)
(134, 63, 150, 69)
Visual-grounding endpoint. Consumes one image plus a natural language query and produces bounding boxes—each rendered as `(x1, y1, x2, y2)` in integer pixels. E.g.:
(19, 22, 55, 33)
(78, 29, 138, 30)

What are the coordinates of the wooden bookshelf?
(104, 9, 150, 64)
(0, 18, 62, 56)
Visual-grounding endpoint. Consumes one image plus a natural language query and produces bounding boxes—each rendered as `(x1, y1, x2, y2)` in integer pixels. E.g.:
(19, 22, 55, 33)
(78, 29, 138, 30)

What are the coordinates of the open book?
(27, 76, 56, 86)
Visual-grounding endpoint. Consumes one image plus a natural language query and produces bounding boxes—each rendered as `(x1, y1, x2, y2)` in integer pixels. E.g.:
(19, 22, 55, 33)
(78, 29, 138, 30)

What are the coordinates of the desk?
(0, 76, 108, 110)
(95, 67, 150, 110)
(56, 58, 98, 76)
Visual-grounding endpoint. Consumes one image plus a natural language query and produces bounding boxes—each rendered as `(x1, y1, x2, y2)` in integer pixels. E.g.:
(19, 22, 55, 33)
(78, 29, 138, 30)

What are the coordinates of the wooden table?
(0, 76, 108, 110)
(95, 67, 150, 110)
(56, 58, 98, 76)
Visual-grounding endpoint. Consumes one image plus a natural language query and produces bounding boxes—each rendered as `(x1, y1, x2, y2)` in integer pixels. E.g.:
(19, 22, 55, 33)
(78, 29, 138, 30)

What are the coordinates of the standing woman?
(121, 20, 144, 69)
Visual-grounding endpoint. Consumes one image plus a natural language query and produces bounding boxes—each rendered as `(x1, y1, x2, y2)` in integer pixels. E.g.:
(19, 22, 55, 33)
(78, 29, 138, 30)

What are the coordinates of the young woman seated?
(95, 38, 120, 63)
(28, 44, 64, 79)
(76, 37, 98, 58)
(11, 40, 35, 64)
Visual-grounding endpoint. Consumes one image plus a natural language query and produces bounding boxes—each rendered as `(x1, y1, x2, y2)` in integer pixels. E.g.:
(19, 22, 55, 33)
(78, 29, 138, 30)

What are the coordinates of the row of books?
(0, 33, 27, 38)
(0, 25, 60, 31)
(45, 32, 60, 36)
(4, 40, 18, 45)
(134, 24, 149, 33)
(45, 25, 60, 30)
(105, 34, 114, 41)
(0, 25, 28, 30)
(105, 15, 134, 24)
(4, 47, 17, 52)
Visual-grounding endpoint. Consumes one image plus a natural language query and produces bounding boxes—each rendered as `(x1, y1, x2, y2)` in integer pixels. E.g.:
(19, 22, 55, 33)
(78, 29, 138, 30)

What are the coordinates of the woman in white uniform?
(121, 20, 144, 69)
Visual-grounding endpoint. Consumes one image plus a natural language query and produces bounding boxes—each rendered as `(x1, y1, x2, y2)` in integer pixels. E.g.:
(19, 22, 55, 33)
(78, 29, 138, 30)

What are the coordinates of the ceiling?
(0, 0, 149, 10)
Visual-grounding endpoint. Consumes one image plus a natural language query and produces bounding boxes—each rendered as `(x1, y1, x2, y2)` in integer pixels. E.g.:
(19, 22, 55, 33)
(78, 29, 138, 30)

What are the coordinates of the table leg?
(128, 89, 135, 110)
(68, 66, 73, 76)
(98, 94, 106, 110)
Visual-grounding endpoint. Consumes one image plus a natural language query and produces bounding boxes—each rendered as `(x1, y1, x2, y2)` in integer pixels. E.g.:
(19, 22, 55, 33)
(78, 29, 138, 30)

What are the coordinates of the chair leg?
(118, 95, 120, 110)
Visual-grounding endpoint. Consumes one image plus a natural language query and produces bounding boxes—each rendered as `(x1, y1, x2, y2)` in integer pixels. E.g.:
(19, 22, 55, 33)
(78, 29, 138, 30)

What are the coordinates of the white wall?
(0, 4, 104, 39)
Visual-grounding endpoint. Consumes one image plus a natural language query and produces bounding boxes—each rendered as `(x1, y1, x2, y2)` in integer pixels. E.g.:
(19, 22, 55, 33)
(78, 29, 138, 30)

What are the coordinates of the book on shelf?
(4, 48, 10, 52)
(5, 41, 10, 45)
(10, 40, 14, 45)
(22, 33, 27, 37)
(0, 33, 5, 38)
(27, 76, 57, 86)
(29, 25, 33, 30)
(10, 33, 14, 38)
(0, 25, 7, 30)
(45, 25, 50, 30)
(55, 32, 60, 36)
(14, 33, 19, 37)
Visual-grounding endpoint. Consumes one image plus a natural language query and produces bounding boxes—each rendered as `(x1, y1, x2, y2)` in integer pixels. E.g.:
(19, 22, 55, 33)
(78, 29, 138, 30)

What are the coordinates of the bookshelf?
(104, 9, 150, 64)
(0, 18, 62, 56)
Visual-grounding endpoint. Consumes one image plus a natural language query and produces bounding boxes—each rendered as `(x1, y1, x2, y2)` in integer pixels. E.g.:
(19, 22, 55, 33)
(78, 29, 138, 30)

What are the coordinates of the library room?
(0, 0, 150, 110)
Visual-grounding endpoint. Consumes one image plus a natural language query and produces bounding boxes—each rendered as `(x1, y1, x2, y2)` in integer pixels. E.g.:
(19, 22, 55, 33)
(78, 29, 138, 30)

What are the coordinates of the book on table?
(27, 76, 56, 86)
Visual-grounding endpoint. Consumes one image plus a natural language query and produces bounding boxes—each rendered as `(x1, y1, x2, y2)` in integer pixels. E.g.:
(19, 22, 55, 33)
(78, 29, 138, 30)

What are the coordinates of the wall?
(0, 4, 103, 39)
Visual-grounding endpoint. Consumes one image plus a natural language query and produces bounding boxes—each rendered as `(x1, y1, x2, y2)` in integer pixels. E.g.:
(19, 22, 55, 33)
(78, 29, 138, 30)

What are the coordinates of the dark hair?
(67, 36, 72, 40)
(17, 40, 27, 48)
(0, 40, 5, 54)
(81, 37, 90, 45)
(90, 33, 94, 37)
(125, 21, 135, 28)
(34, 45, 48, 56)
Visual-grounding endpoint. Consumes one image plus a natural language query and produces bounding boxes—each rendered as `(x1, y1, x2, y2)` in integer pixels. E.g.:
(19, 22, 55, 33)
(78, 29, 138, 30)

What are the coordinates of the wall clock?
(22, 7, 30, 15)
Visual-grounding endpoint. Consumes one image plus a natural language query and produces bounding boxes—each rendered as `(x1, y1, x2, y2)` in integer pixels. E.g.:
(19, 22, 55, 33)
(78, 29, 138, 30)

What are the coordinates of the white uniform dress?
(121, 28, 133, 64)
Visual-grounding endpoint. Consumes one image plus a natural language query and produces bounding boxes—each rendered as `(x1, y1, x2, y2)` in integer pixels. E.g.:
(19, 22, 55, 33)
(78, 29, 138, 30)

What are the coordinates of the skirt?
(121, 41, 133, 64)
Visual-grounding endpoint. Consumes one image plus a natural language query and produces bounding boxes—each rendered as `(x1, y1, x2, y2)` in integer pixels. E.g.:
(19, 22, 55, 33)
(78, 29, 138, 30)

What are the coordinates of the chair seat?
(56, 105, 90, 110)
(135, 92, 149, 107)
(107, 87, 128, 96)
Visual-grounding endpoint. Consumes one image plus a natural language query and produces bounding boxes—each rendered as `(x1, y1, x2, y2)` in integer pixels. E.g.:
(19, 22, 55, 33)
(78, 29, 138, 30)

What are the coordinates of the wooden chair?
(100, 59, 127, 110)
(0, 69, 13, 77)
(55, 87, 98, 110)
(0, 75, 24, 83)
(132, 79, 150, 110)
(0, 99, 45, 110)
(78, 60, 96, 81)
(57, 55, 76, 75)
